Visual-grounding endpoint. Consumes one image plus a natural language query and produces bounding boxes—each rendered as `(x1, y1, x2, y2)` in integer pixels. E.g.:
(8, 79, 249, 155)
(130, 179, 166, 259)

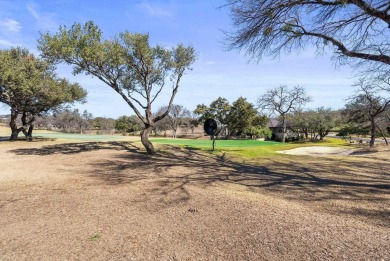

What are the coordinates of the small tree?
(258, 85, 311, 142)
(287, 110, 311, 139)
(309, 108, 340, 140)
(115, 115, 142, 135)
(246, 126, 272, 140)
(375, 108, 390, 145)
(194, 97, 231, 125)
(72, 109, 93, 134)
(162, 104, 190, 138)
(39, 21, 196, 154)
(93, 117, 115, 134)
(343, 79, 390, 147)
(226, 97, 257, 137)
(81, 110, 93, 133)
(187, 112, 200, 138)
(52, 109, 73, 133)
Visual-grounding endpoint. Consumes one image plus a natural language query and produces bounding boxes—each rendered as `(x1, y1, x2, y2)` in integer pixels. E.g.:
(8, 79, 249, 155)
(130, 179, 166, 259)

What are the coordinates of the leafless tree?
(159, 104, 190, 138)
(225, 0, 390, 79)
(344, 78, 390, 147)
(258, 85, 311, 142)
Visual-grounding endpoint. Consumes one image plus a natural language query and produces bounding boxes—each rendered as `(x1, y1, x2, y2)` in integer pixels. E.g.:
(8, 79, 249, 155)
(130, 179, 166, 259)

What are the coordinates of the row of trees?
(194, 83, 389, 147)
(35, 109, 94, 134)
(35, 110, 141, 135)
(287, 108, 340, 141)
(225, 0, 390, 147)
(31, 82, 388, 148)
(194, 97, 270, 139)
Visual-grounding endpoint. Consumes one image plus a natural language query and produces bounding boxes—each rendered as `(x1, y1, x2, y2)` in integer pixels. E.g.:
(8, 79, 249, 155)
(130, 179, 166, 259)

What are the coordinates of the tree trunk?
(375, 124, 389, 146)
(319, 130, 328, 141)
(369, 117, 375, 148)
(281, 115, 286, 143)
(304, 129, 309, 139)
(140, 125, 155, 155)
(9, 109, 21, 141)
(21, 113, 35, 141)
(26, 123, 34, 142)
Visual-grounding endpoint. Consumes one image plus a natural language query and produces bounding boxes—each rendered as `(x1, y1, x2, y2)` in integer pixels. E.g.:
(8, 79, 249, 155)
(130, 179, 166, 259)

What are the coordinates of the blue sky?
(0, 0, 356, 118)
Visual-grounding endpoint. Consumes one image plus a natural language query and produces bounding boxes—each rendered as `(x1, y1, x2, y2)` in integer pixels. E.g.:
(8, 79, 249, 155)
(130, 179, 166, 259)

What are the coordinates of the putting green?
(151, 138, 281, 148)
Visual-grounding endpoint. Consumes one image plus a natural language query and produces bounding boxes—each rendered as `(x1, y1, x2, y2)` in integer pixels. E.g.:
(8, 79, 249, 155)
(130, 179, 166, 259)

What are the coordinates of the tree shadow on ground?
(8, 142, 390, 227)
(88, 145, 390, 228)
(0, 136, 56, 142)
(9, 141, 141, 155)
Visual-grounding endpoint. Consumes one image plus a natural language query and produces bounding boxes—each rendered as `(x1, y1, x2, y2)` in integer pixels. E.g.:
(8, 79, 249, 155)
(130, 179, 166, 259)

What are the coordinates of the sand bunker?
(278, 146, 355, 156)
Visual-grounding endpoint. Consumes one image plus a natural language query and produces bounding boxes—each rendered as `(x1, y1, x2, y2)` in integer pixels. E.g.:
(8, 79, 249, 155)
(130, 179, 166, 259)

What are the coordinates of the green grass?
(152, 138, 288, 159)
(151, 138, 281, 148)
(151, 137, 350, 159)
(1, 125, 350, 160)
(32, 131, 131, 142)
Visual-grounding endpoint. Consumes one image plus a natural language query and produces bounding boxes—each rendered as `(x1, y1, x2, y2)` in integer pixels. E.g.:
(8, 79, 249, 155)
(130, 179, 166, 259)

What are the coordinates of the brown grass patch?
(0, 139, 389, 260)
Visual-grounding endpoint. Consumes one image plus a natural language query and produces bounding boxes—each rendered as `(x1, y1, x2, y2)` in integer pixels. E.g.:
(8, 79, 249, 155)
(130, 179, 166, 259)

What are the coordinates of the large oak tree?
(0, 47, 86, 140)
(39, 21, 196, 154)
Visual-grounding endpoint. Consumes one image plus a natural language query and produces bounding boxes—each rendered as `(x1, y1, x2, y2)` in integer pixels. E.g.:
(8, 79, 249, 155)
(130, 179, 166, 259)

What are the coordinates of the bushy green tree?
(227, 97, 257, 137)
(246, 126, 272, 139)
(93, 117, 115, 134)
(194, 97, 231, 125)
(115, 115, 142, 135)
(0, 47, 86, 140)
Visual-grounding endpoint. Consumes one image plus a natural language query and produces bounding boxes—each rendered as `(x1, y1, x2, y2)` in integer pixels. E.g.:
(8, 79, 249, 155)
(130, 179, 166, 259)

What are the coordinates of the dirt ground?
(0, 138, 389, 260)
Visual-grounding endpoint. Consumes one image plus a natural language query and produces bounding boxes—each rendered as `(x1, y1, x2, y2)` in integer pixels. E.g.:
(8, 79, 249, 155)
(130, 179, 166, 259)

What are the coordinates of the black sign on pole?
(204, 118, 222, 136)
(204, 118, 222, 151)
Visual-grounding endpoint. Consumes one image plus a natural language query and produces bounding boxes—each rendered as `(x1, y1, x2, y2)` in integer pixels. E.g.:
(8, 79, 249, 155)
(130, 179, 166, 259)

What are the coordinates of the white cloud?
(139, 0, 175, 18)
(0, 19, 22, 32)
(27, 4, 58, 31)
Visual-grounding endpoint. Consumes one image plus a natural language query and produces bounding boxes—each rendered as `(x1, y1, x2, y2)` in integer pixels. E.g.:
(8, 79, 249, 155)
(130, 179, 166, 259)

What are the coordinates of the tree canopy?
(343, 79, 390, 146)
(38, 21, 196, 154)
(225, 0, 390, 78)
(115, 115, 142, 135)
(194, 97, 231, 125)
(0, 47, 86, 140)
(226, 97, 257, 136)
(258, 85, 311, 142)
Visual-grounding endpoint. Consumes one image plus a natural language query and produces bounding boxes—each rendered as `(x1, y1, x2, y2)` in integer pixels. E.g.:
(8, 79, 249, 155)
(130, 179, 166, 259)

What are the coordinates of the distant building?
(267, 118, 296, 141)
